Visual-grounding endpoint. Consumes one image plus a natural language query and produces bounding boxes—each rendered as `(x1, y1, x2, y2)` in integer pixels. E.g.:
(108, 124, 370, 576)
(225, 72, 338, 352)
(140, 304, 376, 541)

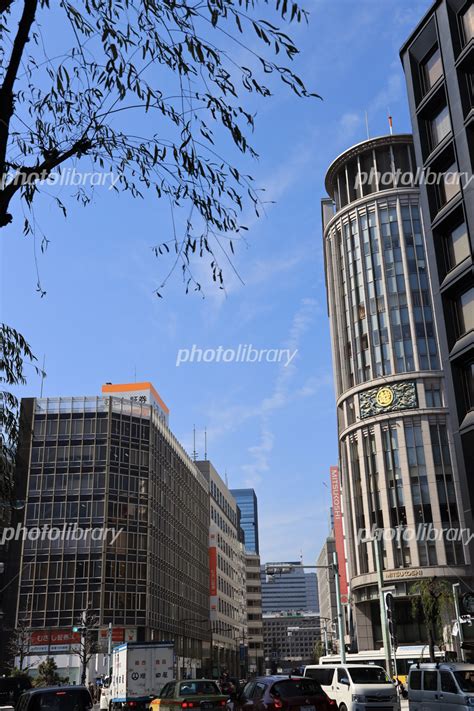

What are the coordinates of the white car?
(304, 663, 400, 711)
(408, 662, 474, 710)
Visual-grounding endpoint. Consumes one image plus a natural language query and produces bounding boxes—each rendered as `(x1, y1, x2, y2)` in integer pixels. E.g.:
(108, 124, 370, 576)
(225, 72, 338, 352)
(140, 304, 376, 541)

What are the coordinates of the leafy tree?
(71, 609, 100, 685)
(0, 0, 317, 502)
(33, 656, 63, 687)
(411, 577, 453, 662)
(312, 639, 325, 663)
(6, 619, 34, 672)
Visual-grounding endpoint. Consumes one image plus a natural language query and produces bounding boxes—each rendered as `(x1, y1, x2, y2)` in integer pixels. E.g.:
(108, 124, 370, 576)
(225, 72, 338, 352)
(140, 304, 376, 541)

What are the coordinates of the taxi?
(150, 680, 228, 711)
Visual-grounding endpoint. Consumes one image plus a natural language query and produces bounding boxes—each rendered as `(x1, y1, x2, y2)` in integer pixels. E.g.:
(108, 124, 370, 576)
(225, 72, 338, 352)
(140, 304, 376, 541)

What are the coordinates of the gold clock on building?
(376, 386, 394, 408)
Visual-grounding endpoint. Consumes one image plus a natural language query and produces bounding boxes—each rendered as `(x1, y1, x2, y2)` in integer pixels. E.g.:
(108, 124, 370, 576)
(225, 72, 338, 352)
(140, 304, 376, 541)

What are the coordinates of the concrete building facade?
(263, 612, 321, 673)
(316, 536, 338, 654)
(245, 553, 264, 676)
(322, 135, 473, 651)
(260, 562, 318, 614)
(196, 460, 247, 678)
(400, 0, 474, 522)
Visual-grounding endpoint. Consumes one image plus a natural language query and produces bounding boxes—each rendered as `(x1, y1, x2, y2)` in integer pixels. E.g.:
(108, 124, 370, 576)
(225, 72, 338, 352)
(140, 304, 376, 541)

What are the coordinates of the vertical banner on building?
(209, 528, 218, 620)
(330, 465, 349, 604)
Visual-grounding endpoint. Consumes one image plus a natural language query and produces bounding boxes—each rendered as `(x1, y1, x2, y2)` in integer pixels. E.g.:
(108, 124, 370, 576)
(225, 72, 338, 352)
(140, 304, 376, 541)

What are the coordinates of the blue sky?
(1, 0, 433, 565)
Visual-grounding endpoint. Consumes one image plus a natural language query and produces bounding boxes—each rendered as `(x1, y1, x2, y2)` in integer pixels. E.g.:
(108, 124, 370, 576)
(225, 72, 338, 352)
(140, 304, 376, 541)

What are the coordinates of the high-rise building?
(245, 553, 264, 675)
(316, 536, 337, 654)
(321, 135, 473, 650)
(262, 612, 321, 672)
(230, 488, 259, 554)
(400, 0, 473, 516)
(260, 562, 317, 614)
(9, 383, 211, 681)
(196, 461, 247, 678)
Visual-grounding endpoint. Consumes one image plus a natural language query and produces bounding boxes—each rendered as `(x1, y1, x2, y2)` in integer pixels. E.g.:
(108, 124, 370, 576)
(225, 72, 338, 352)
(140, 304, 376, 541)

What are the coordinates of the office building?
(230, 488, 259, 554)
(245, 553, 264, 675)
(262, 612, 321, 672)
(322, 134, 473, 650)
(316, 536, 337, 654)
(9, 382, 211, 680)
(400, 0, 473, 516)
(196, 460, 247, 678)
(260, 562, 318, 613)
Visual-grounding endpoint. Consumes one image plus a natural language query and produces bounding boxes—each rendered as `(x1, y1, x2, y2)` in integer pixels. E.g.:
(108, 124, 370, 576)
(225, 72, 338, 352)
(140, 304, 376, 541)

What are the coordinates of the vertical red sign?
(330, 465, 349, 604)
(209, 546, 217, 596)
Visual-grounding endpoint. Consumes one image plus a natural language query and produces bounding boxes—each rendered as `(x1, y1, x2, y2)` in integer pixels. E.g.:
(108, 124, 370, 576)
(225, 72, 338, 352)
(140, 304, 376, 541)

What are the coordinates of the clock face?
(376, 386, 394, 408)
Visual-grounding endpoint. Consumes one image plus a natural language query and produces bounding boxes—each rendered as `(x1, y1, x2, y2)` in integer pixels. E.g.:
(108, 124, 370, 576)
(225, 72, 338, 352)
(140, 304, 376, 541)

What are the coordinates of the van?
(303, 664, 399, 711)
(408, 662, 474, 710)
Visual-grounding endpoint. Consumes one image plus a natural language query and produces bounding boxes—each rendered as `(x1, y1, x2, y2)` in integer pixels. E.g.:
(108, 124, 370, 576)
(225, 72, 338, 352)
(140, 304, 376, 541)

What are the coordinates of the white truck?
(100, 642, 174, 711)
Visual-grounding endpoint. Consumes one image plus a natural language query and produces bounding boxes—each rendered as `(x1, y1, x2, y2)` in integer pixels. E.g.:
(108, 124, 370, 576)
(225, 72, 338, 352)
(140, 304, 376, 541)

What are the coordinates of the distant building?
(230, 488, 259, 554)
(197, 461, 247, 678)
(263, 612, 321, 672)
(245, 553, 264, 675)
(261, 562, 318, 613)
(316, 537, 337, 654)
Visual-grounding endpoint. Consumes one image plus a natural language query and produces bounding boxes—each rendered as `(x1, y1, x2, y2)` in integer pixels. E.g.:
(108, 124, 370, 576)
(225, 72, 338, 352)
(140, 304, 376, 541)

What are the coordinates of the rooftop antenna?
(40, 354, 46, 397)
(204, 428, 208, 461)
(192, 425, 198, 462)
(365, 110, 370, 139)
(388, 109, 393, 136)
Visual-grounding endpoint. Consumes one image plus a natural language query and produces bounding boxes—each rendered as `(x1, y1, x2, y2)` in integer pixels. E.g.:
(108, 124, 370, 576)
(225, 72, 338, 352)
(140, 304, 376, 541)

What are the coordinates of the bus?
(317, 645, 445, 684)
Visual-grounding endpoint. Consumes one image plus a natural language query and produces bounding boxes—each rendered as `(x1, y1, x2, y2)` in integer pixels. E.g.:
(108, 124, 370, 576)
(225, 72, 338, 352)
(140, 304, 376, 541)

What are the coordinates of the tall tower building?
(196, 461, 247, 678)
(322, 134, 473, 651)
(230, 488, 259, 554)
(10, 383, 211, 681)
(400, 0, 473, 520)
(260, 562, 316, 613)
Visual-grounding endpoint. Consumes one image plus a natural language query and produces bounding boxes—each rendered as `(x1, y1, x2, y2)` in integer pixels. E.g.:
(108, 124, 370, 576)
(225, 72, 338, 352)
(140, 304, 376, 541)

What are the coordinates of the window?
(439, 163, 461, 205)
(461, 4, 474, 44)
(422, 47, 443, 92)
(425, 382, 442, 407)
(430, 105, 451, 148)
(463, 362, 474, 410)
(445, 222, 470, 271)
(456, 288, 474, 335)
(409, 670, 421, 691)
(441, 672, 457, 694)
(423, 671, 438, 691)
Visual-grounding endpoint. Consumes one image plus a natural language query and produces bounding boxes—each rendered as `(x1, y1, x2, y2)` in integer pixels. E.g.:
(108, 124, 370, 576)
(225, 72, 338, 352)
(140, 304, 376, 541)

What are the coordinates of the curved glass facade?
(322, 136, 471, 651)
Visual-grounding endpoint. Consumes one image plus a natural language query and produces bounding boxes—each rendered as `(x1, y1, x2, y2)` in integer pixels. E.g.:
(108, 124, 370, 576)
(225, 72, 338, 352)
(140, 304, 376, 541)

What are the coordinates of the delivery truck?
(100, 641, 174, 710)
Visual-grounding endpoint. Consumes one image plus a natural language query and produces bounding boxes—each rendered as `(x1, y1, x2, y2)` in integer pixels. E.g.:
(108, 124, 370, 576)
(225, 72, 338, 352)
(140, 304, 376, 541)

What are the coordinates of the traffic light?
(384, 592, 397, 650)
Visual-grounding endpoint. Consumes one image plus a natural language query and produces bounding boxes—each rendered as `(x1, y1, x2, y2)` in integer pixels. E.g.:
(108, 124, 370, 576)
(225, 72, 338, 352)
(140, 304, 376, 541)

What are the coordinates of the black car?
(0, 675, 32, 706)
(15, 685, 93, 711)
(229, 676, 335, 711)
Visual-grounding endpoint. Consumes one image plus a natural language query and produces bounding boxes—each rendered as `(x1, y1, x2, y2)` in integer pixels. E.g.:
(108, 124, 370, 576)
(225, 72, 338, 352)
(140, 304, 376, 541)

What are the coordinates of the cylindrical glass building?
(322, 134, 473, 651)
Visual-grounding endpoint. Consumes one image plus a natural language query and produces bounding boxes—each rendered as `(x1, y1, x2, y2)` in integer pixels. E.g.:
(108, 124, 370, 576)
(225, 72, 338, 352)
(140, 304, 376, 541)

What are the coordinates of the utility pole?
(373, 538, 392, 677)
(107, 623, 113, 677)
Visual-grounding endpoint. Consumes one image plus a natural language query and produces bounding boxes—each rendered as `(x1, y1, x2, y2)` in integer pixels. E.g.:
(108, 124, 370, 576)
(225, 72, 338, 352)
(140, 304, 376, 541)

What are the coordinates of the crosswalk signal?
(384, 592, 397, 650)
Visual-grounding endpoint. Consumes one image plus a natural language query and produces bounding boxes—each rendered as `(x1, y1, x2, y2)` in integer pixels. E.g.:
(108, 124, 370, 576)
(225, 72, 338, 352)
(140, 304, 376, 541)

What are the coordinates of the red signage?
(30, 630, 81, 646)
(209, 547, 217, 596)
(330, 466, 349, 604)
(99, 627, 125, 642)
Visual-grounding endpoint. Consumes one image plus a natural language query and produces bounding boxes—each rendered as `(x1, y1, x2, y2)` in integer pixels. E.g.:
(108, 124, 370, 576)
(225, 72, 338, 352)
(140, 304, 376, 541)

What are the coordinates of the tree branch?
(0, 0, 38, 189)
(0, 0, 15, 13)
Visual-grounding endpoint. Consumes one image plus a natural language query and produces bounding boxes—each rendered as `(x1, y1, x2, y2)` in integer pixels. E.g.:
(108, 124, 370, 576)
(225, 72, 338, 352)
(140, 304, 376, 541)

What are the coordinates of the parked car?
(303, 664, 399, 711)
(0, 676, 32, 707)
(407, 662, 474, 710)
(150, 679, 228, 711)
(15, 685, 93, 710)
(229, 674, 336, 711)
